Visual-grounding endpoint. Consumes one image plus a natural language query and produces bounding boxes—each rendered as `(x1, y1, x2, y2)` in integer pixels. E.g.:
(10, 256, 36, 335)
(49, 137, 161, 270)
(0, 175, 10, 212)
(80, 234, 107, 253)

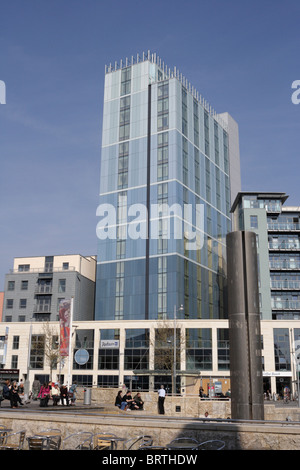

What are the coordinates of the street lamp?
(173, 304, 184, 395)
(25, 316, 35, 399)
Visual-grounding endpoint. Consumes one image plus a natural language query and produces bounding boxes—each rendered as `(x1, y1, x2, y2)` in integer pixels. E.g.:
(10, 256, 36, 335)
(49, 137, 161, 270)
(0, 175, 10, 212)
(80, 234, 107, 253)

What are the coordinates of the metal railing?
(270, 261, 300, 270)
(10, 266, 76, 274)
(271, 280, 300, 290)
(271, 299, 300, 310)
(268, 223, 300, 231)
(269, 243, 300, 250)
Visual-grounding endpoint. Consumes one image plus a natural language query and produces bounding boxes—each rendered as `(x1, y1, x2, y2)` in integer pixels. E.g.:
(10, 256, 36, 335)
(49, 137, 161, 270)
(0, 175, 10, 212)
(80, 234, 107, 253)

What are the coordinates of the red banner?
(59, 299, 71, 356)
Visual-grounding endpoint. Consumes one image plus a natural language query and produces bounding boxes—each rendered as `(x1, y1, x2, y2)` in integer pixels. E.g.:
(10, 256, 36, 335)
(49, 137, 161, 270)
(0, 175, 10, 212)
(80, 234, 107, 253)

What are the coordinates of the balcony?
(33, 304, 51, 313)
(268, 223, 300, 231)
(35, 285, 52, 294)
(269, 261, 300, 270)
(271, 299, 300, 310)
(271, 280, 300, 290)
(269, 242, 300, 251)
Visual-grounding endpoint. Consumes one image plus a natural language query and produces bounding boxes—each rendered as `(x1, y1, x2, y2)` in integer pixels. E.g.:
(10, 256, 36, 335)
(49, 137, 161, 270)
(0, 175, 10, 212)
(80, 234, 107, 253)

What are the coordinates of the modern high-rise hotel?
(94, 51, 241, 392)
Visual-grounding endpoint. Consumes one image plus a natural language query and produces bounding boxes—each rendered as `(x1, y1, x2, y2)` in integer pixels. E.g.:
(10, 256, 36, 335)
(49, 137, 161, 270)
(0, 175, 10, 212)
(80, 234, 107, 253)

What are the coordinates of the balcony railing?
(271, 299, 300, 310)
(268, 223, 300, 231)
(35, 285, 52, 294)
(269, 243, 300, 250)
(269, 261, 300, 270)
(271, 280, 300, 290)
(10, 266, 76, 274)
(33, 304, 51, 313)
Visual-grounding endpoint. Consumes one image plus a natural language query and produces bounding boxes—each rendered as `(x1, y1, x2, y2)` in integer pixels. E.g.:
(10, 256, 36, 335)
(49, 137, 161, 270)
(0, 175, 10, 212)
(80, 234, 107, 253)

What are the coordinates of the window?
(6, 299, 13, 309)
(62, 262, 69, 270)
(58, 279, 66, 293)
(274, 328, 291, 371)
(98, 329, 120, 370)
(250, 215, 258, 229)
(186, 329, 212, 371)
(157, 82, 169, 131)
(18, 264, 30, 272)
(8, 281, 15, 291)
(21, 280, 28, 290)
(97, 376, 118, 388)
(72, 375, 93, 387)
(98, 349, 119, 370)
(12, 336, 19, 349)
(120, 67, 131, 96)
(44, 256, 53, 273)
(124, 329, 149, 370)
(35, 296, 51, 313)
(19, 299, 27, 309)
(217, 329, 230, 371)
(30, 335, 45, 369)
(11, 355, 18, 369)
(119, 97, 130, 141)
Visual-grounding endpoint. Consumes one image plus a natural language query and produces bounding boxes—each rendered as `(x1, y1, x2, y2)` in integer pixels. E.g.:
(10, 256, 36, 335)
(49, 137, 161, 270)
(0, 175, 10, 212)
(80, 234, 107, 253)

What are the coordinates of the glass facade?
(95, 55, 231, 323)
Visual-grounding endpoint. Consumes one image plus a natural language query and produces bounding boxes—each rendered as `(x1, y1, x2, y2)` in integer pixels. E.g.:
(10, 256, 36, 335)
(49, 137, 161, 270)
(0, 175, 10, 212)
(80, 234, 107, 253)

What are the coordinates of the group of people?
(37, 381, 77, 407)
(114, 390, 144, 411)
(1, 379, 27, 409)
(114, 385, 167, 414)
(0, 378, 77, 408)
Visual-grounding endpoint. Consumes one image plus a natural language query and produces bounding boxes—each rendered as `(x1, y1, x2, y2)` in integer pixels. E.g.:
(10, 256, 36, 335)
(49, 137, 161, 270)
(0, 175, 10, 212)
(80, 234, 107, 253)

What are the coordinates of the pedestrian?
(38, 382, 51, 407)
(32, 378, 40, 401)
(69, 381, 77, 405)
(158, 385, 166, 414)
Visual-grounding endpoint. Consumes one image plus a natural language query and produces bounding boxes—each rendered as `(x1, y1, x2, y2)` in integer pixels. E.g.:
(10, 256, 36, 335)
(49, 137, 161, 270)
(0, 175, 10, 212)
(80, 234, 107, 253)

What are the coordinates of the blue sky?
(0, 0, 299, 288)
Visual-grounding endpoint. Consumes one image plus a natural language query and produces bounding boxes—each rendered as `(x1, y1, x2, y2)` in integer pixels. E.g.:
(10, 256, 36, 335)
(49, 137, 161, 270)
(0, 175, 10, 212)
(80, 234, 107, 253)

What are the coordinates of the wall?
(0, 407, 300, 450)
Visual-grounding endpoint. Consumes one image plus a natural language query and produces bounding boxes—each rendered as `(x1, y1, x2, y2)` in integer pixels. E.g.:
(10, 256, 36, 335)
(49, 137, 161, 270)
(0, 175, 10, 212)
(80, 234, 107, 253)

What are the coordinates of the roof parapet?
(105, 50, 228, 131)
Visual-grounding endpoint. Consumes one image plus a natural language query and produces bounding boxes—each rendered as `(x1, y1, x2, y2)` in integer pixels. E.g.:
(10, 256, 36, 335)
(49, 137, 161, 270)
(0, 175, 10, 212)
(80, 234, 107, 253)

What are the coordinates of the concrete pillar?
(226, 231, 264, 420)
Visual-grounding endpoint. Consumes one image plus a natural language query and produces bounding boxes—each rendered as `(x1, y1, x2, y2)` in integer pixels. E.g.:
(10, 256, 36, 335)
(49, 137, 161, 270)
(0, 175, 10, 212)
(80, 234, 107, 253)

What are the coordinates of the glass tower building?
(95, 51, 241, 324)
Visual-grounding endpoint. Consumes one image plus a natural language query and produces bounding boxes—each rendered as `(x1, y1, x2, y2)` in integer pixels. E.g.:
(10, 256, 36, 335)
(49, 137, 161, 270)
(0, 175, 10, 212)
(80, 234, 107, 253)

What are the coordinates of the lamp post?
(173, 304, 184, 395)
(25, 317, 34, 399)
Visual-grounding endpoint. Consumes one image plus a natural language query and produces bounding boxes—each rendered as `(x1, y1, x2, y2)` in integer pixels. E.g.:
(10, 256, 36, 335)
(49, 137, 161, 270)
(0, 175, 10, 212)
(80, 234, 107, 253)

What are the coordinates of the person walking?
(158, 385, 166, 414)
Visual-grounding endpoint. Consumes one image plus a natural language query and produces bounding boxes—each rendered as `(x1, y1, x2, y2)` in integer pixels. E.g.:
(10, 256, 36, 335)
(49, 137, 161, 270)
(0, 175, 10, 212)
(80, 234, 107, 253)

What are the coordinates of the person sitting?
(115, 390, 123, 408)
(122, 391, 139, 410)
(37, 382, 50, 407)
(51, 383, 60, 406)
(60, 384, 69, 406)
(133, 392, 144, 410)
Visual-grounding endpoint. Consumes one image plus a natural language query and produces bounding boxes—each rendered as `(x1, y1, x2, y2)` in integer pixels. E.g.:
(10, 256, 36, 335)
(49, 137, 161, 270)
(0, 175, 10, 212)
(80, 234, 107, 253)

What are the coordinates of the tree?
(41, 322, 63, 382)
(153, 321, 184, 394)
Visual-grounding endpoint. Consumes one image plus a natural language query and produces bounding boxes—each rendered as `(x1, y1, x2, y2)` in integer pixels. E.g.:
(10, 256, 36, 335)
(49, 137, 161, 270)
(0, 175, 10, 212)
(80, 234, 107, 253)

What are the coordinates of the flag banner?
(59, 299, 71, 356)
